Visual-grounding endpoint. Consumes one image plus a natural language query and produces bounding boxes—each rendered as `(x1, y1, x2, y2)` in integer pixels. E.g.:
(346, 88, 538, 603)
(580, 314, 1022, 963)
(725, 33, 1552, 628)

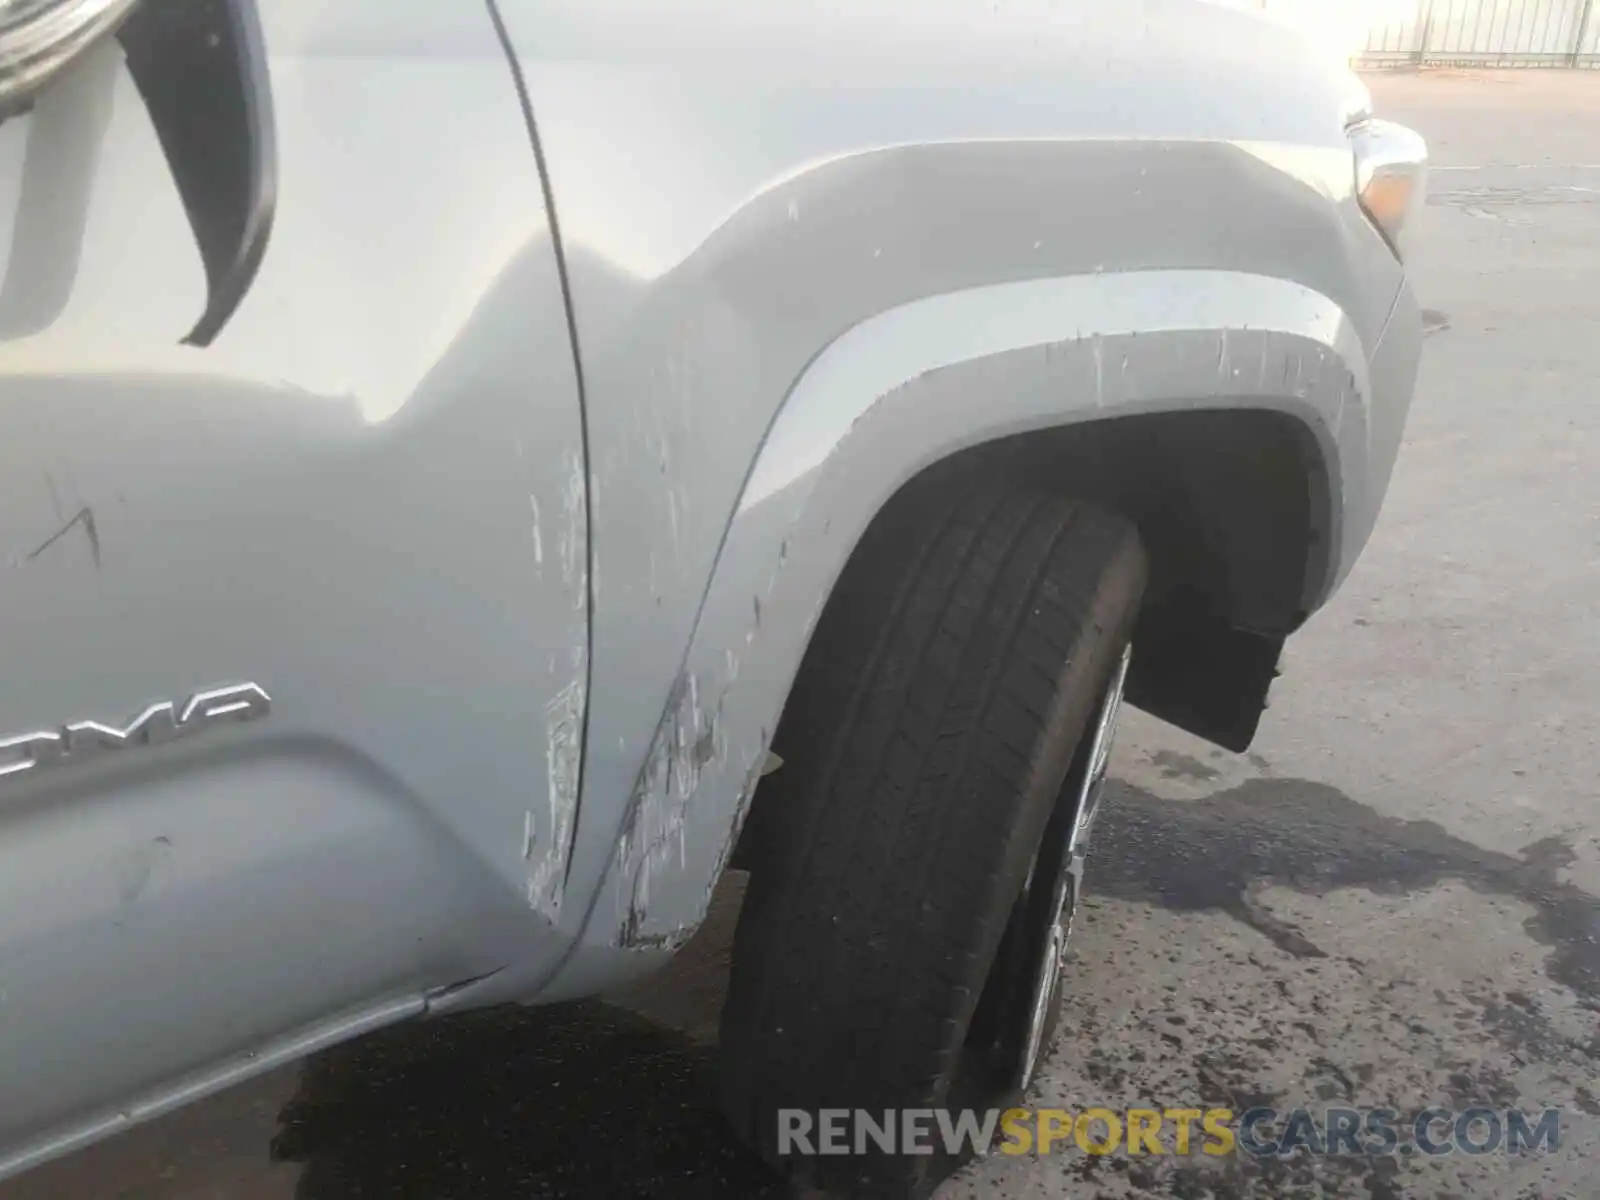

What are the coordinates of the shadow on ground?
(271, 1000, 786, 1200)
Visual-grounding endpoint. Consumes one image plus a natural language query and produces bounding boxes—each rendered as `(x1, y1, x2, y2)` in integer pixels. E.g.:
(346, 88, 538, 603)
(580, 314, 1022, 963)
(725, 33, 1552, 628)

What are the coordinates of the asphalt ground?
(4, 69, 1597, 1200)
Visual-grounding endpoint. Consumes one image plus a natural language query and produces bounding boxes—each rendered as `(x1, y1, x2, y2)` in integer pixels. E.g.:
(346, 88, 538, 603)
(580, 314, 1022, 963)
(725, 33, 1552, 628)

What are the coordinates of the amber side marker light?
(1348, 117, 1429, 260)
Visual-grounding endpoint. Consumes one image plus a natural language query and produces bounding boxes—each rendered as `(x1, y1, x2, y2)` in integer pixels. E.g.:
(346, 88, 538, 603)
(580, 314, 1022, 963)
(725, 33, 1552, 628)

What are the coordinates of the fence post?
(1414, 0, 1436, 65)
(1575, 0, 1596, 66)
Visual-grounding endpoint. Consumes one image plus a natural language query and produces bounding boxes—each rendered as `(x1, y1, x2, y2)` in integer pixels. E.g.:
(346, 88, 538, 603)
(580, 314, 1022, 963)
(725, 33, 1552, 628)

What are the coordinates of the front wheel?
(720, 477, 1146, 1199)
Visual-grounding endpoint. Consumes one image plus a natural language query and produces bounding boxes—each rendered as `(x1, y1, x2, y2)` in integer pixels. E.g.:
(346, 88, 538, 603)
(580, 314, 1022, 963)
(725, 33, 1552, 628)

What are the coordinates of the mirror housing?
(0, 0, 138, 112)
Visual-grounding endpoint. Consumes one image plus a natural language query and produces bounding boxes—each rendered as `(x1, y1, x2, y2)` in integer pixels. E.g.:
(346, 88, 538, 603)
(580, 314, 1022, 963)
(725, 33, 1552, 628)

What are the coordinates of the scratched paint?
(613, 672, 727, 947)
(528, 647, 586, 921)
(528, 494, 543, 565)
(23, 506, 100, 569)
(611, 530, 792, 947)
(558, 446, 587, 611)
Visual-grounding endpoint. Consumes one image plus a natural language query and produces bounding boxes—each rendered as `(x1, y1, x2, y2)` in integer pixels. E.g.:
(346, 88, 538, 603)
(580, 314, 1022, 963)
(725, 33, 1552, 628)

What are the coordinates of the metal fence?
(1359, 0, 1600, 66)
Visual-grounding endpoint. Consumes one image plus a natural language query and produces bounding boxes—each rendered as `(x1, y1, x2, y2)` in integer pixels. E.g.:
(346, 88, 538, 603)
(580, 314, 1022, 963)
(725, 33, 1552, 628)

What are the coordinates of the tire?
(719, 473, 1147, 1199)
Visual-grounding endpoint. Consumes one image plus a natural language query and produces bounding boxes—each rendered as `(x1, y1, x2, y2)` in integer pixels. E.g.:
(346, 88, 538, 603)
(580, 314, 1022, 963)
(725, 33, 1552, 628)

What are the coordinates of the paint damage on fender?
(528, 646, 586, 921)
(610, 521, 794, 949)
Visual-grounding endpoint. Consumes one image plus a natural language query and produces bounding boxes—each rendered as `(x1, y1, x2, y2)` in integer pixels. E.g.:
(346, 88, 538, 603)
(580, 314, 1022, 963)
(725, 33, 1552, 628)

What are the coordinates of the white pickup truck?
(0, 1, 1424, 1195)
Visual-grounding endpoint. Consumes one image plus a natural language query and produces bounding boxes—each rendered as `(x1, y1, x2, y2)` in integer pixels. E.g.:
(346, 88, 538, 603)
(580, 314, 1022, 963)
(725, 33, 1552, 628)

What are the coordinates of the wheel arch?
(535, 267, 1371, 986)
(814, 405, 1330, 756)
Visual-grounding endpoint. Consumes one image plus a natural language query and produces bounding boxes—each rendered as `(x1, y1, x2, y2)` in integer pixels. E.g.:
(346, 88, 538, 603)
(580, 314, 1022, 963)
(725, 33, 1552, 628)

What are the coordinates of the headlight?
(1348, 117, 1429, 260)
(0, 0, 138, 109)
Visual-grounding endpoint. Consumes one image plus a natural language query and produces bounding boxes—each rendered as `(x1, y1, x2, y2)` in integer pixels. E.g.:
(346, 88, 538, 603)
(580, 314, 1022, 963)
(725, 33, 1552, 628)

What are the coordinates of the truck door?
(0, 0, 587, 1174)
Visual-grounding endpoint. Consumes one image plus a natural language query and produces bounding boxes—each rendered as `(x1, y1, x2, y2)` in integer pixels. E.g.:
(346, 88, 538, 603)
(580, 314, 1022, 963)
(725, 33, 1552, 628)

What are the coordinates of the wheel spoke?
(1067, 642, 1133, 857)
(1014, 640, 1133, 1090)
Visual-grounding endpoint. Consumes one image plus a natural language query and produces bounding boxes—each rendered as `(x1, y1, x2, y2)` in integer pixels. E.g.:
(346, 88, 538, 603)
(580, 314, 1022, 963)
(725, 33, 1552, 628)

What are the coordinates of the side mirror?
(0, 0, 138, 113)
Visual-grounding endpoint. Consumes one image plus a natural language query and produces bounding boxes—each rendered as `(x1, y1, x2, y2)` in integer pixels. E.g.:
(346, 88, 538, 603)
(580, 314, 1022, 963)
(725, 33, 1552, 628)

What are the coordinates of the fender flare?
(543, 267, 1373, 990)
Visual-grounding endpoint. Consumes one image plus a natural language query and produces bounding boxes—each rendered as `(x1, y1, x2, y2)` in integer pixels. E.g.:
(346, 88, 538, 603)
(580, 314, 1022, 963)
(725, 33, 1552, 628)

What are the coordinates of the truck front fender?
(481, 0, 1423, 1004)
(531, 265, 1416, 995)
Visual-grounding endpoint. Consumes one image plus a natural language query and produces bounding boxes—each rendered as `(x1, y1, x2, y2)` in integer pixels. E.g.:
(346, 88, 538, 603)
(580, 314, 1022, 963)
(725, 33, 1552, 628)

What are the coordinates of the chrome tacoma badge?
(0, 683, 271, 784)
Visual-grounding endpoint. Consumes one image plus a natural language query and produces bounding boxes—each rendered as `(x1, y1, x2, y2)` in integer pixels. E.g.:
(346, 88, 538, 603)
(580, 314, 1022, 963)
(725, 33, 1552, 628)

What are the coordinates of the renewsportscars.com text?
(777, 1106, 1565, 1159)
